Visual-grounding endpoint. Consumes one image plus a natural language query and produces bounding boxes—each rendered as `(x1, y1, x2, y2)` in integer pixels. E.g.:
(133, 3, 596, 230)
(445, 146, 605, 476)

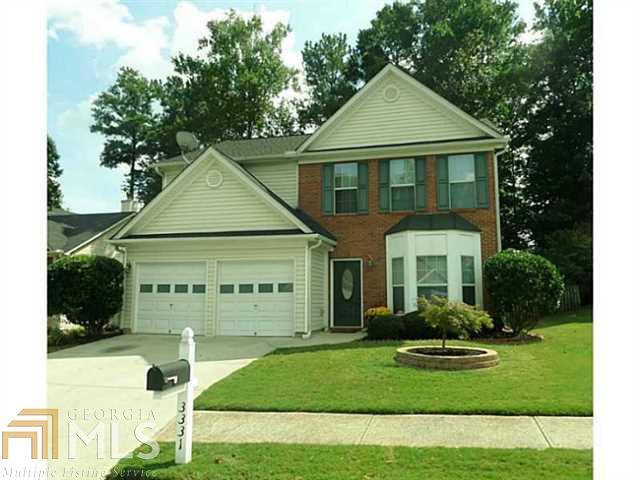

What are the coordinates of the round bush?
(48, 255, 124, 336)
(484, 249, 564, 335)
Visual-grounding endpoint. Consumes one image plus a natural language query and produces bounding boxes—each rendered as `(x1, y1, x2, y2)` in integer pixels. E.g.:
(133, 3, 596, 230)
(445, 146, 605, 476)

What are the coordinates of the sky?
(47, 0, 538, 213)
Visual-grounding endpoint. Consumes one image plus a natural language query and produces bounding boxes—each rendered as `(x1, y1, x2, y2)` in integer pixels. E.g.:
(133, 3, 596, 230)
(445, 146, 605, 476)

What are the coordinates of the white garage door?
(218, 260, 294, 336)
(136, 262, 207, 335)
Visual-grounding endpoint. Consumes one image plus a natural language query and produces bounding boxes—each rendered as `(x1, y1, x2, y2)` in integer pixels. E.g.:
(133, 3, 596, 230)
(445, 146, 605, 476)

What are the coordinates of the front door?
(332, 260, 362, 327)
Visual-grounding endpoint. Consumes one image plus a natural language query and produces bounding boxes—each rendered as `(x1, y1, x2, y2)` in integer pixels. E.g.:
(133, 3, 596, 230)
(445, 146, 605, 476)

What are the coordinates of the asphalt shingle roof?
(48, 212, 134, 252)
(156, 134, 310, 165)
(386, 212, 481, 235)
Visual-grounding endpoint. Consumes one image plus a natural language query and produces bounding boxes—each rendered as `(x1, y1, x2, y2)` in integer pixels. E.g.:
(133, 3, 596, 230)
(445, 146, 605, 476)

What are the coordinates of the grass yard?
(195, 308, 592, 416)
(108, 443, 591, 480)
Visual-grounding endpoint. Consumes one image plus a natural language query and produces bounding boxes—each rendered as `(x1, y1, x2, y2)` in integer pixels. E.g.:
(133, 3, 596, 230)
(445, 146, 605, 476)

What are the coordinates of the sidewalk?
(158, 411, 592, 449)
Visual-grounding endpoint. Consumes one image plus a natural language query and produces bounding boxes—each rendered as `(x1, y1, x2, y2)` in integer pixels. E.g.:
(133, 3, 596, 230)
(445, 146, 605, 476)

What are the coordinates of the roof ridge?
(216, 133, 310, 144)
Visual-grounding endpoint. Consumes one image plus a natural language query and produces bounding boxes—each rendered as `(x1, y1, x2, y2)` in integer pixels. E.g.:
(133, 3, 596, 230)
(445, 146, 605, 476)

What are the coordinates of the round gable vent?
(206, 169, 224, 188)
(383, 84, 400, 103)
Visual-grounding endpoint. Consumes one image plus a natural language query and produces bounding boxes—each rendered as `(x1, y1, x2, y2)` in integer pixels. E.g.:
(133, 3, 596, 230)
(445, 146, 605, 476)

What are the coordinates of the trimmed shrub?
(417, 296, 493, 348)
(484, 249, 565, 335)
(367, 314, 404, 340)
(48, 255, 124, 336)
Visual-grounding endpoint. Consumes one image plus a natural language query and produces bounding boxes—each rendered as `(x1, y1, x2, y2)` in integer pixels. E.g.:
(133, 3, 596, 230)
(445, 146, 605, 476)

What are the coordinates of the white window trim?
(334, 162, 359, 214)
(389, 158, 416, 211)
(416, 255, 448, 297)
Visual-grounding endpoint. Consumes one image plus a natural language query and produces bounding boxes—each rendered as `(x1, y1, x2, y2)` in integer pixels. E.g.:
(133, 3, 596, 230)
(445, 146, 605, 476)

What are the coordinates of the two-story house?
(110, 64, 507, 336)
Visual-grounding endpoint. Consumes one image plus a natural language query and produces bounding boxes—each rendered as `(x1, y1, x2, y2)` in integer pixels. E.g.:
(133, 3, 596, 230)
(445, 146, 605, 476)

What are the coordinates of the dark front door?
(332, 260, 362, 327)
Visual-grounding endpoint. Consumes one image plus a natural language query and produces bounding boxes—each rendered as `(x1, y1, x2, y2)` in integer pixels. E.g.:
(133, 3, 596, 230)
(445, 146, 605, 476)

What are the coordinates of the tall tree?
(47, 135, 63, 209)
(297, 33, 357, 129)
(156, 11, 298, 158)
(91, 67, 159, 201)
(519, 0, 593, 245)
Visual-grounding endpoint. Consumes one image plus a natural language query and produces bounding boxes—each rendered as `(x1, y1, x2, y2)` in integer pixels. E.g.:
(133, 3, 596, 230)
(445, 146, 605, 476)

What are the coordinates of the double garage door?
(135, 260, 294, 336)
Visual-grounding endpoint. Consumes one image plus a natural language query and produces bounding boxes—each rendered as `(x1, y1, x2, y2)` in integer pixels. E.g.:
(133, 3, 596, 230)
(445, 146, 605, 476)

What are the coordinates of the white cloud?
(48, 0, 302, 80)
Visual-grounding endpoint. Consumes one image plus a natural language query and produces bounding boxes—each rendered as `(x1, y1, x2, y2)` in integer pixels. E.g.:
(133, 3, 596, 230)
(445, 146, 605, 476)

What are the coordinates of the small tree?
(484, 249, 565, 335)
(48, 255, 124, 336)
(417, 296, 493, 349)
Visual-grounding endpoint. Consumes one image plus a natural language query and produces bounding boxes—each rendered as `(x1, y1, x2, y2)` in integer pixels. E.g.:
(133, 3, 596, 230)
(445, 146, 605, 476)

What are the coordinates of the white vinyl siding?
(244, 160, 298, 207)
(309, 247, 329, 331)
(121, 238, 308, 336)
(131, 156, 295, 235)
(308, 75, 485, 151)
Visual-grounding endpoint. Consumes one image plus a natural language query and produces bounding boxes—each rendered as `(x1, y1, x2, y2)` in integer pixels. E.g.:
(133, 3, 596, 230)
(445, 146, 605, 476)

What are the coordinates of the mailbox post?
(175, 327, 195, 464)
(146, 327, 197, 465)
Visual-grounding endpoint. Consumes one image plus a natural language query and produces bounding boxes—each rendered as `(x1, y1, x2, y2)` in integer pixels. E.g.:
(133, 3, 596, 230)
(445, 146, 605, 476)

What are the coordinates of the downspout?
(115, 245, 128, 329)
(493, 149, 505, 252)
(303, 236, 323, 339)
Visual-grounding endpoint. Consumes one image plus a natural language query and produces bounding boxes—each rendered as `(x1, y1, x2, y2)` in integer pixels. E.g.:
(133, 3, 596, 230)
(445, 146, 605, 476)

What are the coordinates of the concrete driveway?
(47, 332, 363, 478)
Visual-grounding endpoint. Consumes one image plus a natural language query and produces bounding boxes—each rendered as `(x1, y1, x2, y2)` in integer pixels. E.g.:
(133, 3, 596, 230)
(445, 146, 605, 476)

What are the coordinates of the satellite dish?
(176, 131, 200, 153)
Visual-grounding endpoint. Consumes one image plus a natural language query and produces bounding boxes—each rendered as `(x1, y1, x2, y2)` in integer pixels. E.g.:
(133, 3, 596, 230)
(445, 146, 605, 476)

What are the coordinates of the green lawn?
(195, 308, 592, 416)
(109, 443, 592, 480)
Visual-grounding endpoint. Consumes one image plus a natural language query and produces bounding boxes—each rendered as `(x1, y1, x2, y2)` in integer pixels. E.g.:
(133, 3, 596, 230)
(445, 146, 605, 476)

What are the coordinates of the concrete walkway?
(158, 411, 592, 450)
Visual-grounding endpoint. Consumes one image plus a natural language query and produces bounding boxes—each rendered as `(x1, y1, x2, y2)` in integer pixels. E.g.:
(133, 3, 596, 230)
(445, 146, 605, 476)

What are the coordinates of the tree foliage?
(539, 223, 592, 303)
(156, 11, 298, 157)
(91, 67, 160, 201)
(516, 0, 593, 243)
(418, 296, 493, 348)
(297, 33, 357, 129)
(48, 255, 124, 336)
(47, 135, 63, 209)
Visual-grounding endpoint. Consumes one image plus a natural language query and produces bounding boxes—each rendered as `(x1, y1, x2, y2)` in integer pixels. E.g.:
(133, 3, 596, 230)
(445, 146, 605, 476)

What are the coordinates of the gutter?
(109, 233, 337, 246)
(494, 148, 506, 252)
(303, 236, 324, 339)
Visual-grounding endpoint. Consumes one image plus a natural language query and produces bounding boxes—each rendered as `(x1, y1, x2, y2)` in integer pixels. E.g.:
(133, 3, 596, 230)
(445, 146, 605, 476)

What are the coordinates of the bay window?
(391, 257, 405, 313)
(416, 255, 448, 299)
(461, 256, 476, 305)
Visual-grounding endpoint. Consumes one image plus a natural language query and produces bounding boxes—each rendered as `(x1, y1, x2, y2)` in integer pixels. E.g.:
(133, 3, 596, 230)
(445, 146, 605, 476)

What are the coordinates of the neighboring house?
(110, 64, 507, 337)
(48, 208, 135, 263)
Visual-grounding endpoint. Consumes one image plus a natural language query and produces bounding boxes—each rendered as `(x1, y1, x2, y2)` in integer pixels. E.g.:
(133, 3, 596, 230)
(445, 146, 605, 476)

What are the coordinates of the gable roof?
(48, 212, 134, 253)
(297, 64, 505, 153)
(114, 146, 335, 243)
(386, 212, 481, 235)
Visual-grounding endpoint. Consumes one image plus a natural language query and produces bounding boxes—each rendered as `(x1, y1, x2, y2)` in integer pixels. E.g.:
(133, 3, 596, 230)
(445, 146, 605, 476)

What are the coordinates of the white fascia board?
(298, 138, 507, 164)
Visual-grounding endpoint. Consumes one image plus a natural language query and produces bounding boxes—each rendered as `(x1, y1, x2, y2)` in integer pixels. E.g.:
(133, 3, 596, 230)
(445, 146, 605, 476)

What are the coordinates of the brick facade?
(298, 152, 499, 312)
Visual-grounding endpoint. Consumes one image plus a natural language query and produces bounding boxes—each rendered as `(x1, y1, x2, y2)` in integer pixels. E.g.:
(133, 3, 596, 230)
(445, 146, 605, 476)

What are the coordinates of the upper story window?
(334, 163, 359, 214)
(379, 157, 426, 213)
(437, 152, 489, 210)
(449, 154, 476, 209)
(322, 162, 368, 215)
(390, 159, 416, 211)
